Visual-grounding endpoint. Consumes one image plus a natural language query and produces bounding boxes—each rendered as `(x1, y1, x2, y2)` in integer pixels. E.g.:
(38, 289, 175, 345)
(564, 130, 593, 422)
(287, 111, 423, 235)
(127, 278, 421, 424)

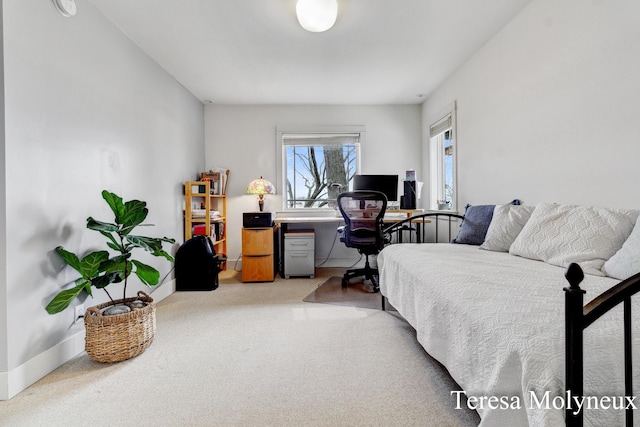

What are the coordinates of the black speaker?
(175, 235, 224, 291)
(401, 180, 416, 209)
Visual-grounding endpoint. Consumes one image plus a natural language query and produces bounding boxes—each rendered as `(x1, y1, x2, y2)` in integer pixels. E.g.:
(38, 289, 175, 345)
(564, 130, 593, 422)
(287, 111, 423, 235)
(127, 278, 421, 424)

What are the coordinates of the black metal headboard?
(383, 212, 465, 244)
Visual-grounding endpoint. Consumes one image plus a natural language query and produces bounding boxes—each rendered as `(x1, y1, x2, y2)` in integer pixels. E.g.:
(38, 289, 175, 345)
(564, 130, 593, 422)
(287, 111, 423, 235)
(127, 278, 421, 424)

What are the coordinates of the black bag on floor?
(175, 235, 225, 291)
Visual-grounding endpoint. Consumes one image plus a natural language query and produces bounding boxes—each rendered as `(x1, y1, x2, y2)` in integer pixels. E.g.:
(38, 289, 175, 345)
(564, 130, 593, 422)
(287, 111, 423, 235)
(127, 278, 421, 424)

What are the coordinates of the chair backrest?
(337, 191, 388, 252)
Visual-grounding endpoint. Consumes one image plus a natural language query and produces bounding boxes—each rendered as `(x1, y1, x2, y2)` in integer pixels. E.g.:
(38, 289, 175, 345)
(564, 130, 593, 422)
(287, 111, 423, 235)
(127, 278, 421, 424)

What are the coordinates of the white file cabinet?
(283, 230, 315, 279)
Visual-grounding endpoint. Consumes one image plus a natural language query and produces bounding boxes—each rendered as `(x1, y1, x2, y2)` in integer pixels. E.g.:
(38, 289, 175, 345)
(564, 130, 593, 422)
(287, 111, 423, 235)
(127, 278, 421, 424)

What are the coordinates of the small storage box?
(284, 230, 315, 279)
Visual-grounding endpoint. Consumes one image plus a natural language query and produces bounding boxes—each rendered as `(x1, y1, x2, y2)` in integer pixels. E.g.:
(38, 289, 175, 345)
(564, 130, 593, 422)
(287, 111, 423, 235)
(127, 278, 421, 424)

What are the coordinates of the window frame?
(428, 102, 457, 212)
(276, 125, 364, 212)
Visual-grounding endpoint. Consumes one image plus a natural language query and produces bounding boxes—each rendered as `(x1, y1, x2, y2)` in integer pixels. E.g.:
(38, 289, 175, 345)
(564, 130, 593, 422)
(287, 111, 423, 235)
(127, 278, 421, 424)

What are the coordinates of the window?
(429, 103, 457, 211)
(277, 128, 363, 210)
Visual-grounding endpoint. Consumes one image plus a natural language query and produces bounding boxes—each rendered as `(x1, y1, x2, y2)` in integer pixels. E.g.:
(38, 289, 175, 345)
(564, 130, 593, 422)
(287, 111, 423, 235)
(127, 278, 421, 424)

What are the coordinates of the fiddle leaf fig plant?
(46, 190, 175, 315)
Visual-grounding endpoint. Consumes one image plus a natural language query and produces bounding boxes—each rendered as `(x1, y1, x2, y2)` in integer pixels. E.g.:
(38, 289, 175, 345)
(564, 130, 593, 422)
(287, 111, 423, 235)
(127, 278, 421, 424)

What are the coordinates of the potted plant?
(47, 190, 175, 362)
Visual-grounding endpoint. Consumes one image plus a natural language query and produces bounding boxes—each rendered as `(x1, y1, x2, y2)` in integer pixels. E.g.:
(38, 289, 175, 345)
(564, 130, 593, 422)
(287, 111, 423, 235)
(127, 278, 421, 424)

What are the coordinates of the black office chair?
(337, 191, 388, 292)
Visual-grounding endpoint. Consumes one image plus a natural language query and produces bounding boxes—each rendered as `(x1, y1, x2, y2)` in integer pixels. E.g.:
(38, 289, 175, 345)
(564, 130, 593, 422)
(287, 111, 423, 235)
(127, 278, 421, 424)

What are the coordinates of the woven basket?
(84, 291, 156, 363)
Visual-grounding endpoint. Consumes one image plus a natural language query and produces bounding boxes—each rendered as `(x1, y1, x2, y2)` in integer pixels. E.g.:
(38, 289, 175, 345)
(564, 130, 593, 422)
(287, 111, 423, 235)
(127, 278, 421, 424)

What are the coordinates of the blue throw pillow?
(451, 199, 521, 245)
(451, 204, 495, 245)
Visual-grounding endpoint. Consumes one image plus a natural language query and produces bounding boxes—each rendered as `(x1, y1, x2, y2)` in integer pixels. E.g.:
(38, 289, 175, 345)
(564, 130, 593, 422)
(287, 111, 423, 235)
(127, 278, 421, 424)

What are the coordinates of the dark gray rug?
(303, 276, 384, 310)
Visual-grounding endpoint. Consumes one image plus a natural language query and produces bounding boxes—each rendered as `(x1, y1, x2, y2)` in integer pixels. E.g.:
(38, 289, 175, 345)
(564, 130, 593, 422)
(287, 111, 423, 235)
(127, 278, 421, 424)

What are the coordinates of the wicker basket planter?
(84, 291, 156, 363)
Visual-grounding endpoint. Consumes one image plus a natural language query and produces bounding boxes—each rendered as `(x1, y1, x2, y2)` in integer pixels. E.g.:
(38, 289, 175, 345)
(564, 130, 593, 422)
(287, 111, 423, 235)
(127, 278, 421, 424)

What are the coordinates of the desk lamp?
(247, 177, 275, 212)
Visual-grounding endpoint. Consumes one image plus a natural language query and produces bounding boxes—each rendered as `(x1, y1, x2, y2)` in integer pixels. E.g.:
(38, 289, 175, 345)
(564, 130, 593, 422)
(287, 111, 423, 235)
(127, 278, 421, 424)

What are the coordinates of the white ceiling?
(89, 0, 532, 105)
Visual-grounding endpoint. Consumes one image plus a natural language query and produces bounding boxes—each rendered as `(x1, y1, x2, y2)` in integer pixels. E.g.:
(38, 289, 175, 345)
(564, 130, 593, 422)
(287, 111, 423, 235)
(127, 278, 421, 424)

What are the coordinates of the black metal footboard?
(564, 263, 640, 427)
(383, 212, 465, 244)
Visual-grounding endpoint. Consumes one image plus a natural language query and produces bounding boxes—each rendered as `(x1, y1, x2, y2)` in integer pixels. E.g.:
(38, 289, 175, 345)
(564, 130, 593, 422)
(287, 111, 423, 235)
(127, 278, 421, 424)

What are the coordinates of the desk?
(274, 210, 424, 276)
(274, 209, 422, 227)
(274, 217, 341, 276)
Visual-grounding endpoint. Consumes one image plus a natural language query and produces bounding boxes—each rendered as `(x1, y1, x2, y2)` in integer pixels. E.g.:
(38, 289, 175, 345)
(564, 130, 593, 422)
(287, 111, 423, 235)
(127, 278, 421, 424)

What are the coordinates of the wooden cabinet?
(242, 227, 276, 282)
(184, 181, 226, 270)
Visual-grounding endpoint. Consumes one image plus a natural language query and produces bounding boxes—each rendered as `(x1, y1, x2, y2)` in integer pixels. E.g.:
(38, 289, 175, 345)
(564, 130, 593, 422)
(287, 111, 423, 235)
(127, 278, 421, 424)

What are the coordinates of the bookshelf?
(184, 181, 226, 269)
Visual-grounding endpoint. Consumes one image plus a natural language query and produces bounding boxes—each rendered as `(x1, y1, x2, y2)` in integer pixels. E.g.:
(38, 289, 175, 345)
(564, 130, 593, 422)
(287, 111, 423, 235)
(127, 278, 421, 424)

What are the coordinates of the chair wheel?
(341, 278, 348, 288)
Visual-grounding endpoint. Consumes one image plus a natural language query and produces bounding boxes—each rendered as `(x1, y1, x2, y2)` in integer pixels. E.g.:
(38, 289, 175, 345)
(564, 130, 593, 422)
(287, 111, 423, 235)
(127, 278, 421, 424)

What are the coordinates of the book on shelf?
(192, 222, 224, 241)
(191, 209, 221, 219)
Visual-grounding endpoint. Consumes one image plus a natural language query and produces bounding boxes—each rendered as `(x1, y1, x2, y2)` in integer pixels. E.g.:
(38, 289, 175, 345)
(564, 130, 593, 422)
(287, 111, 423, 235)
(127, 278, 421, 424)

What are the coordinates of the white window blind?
(430, 115, 452, 138)
(282, 134, 360, 146)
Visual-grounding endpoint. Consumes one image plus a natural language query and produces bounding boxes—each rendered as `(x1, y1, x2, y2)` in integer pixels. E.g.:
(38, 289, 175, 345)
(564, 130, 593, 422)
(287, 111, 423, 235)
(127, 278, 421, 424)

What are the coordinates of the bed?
(378, 208, 640, 427)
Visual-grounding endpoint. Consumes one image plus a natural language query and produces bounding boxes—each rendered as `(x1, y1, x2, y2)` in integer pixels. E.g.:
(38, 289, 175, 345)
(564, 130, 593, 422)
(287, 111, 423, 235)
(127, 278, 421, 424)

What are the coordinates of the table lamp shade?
(247, 177, 275, 211)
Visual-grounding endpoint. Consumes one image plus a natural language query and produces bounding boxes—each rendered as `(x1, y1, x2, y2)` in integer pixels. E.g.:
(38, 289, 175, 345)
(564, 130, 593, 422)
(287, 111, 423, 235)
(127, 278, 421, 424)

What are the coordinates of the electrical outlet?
(74, 304, 84, 324)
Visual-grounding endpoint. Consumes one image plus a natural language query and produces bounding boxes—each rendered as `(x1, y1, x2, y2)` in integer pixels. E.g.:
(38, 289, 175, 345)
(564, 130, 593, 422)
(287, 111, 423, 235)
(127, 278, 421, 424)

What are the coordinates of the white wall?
(204, 104, 421, 265)
(422, 0, 640, 210)
(0, 2, 6, 388)
(1, 0, 204, 399)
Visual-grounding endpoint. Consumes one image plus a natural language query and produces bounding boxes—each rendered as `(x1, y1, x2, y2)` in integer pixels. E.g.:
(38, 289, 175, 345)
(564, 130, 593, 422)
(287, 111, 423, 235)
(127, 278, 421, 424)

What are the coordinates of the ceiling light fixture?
(296, 0, 338, 33)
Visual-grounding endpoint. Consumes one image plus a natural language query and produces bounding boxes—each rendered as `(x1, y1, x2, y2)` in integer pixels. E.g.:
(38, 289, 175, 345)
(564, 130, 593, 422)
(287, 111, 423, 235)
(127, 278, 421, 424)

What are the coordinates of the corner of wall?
(0, 0, 9, 379)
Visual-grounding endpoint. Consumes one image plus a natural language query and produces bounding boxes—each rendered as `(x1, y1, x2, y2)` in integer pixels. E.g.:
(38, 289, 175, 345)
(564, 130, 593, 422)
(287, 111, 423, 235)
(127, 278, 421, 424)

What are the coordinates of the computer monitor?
(352, 174, 399, 202)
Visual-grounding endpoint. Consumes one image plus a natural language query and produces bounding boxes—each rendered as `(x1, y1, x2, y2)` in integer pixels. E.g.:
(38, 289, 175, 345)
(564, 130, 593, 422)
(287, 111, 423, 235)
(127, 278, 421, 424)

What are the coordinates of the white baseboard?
(149, 277, 175, 302)
(0, 279, 175, 401)
(0, 329, 85, 400)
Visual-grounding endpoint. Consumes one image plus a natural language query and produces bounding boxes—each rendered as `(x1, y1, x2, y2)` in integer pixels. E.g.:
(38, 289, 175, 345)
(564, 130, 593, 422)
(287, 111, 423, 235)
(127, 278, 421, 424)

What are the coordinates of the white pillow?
(603, 215, 640, 280)
(480, 204, 535, 252)
(509, 203, 640, 276)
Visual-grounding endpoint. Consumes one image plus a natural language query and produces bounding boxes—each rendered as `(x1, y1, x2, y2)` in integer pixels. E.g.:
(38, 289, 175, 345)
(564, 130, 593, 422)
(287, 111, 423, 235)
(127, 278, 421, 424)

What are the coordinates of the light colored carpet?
(0, 268, 479, 427)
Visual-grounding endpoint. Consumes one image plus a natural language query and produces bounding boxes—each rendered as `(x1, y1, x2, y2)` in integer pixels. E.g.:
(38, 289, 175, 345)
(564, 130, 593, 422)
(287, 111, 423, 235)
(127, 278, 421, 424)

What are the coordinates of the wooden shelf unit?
(184, 181, 226, 269)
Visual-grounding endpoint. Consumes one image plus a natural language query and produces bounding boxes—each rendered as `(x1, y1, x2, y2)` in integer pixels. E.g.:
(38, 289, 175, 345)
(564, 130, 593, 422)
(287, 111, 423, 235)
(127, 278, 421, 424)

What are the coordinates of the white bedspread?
(378, 244, 639, 427)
